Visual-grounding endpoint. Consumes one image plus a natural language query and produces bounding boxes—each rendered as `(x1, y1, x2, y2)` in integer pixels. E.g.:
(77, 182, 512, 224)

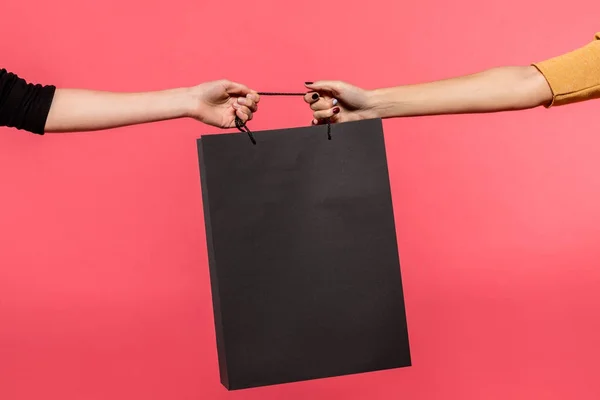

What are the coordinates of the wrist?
(366, 88, 398, 119)
(177, 87, 200, 118)
(149, 87, 198, 120)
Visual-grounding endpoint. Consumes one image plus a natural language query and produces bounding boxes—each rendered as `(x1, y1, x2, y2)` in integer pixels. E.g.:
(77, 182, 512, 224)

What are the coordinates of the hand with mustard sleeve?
(304, 33, 600, 124)
(304, 68, 551, 125)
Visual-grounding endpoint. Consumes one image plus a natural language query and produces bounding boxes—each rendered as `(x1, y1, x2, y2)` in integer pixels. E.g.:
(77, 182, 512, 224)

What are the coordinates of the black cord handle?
(234, 92, 331, 145)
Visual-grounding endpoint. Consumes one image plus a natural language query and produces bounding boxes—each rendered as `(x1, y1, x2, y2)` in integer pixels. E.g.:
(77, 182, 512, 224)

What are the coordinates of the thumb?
(223, 80, 256, 97)
(305, 80, 343, 96)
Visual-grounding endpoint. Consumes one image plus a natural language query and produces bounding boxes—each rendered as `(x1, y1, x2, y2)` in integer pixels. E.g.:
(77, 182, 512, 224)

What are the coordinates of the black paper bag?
(197, 118, 411, 390)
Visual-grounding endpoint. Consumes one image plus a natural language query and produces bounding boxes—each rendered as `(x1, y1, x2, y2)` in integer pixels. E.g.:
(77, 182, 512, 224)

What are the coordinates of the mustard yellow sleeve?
(532, 33, 600, 107)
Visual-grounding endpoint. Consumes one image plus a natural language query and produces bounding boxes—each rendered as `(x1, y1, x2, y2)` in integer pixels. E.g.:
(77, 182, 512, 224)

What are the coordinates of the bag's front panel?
(198, 119, 411, 390)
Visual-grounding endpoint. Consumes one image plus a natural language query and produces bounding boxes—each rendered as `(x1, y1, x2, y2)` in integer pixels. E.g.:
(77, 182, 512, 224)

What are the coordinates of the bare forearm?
(369, 66, 553, 118)
(44, 88, 195, 132)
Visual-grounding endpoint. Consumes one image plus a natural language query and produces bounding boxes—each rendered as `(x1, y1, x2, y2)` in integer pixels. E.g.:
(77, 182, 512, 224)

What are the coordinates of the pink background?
(2, 1, 600, 399)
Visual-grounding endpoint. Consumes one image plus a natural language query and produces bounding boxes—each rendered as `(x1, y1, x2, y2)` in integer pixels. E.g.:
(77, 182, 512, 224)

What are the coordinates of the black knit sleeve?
(0, 68, 56, 135)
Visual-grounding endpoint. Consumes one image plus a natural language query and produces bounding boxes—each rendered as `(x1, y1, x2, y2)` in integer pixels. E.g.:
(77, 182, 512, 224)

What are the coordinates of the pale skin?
(303, 66, 553, 124)
(44, 79, 260, 132)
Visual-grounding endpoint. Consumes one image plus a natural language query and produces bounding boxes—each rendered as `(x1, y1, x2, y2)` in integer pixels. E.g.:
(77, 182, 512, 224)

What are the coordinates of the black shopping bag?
(197, 118, 411, 390)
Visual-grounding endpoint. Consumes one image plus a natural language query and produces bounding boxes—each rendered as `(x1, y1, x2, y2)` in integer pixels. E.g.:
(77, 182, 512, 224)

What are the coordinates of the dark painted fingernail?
(312, 93, 319, 100)
(333, 107, 340, 114)
(305, 82, 314, 85)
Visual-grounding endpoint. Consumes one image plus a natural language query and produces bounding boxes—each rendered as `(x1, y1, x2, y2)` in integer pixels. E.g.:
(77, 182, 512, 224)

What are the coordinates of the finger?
(233, 96, 257, 113)
(247, 91, 260, 104)
(313, 115, 340, 126)
(234, 109, 248, 123)
(303, 92, 321, 104)
(232, 102, 253, 120)
(238, 105, 254, 120)
(240, 106, 254, 119)
(304, 80, 343, 96)
(236, 95, 258, 112)
(310, 97, 335, 111)
(313, 106, 341, 121)
(235, 107, 253, 123)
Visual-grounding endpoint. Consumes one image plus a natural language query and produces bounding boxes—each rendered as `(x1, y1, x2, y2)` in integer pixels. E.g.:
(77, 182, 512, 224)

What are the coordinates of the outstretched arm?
(45, 88, 198, 132)
(366, 66, 550, 117)
(305, 33, 600, 123)
(0, 69, 259, 134)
